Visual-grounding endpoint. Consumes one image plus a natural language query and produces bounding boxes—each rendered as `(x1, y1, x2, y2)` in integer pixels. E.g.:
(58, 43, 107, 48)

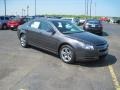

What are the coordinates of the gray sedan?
(17, 18, 108, 64)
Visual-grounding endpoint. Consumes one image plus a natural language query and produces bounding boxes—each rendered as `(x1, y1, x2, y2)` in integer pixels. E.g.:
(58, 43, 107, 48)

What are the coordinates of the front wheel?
(60, 45, 75, 64)
(20, 34, 28, 48)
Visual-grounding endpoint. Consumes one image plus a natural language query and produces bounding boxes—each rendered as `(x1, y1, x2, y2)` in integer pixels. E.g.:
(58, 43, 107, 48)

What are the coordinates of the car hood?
(66, 32, 107, 45)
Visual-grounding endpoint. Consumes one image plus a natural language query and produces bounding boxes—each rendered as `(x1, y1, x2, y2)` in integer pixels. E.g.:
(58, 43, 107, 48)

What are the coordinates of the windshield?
(87, 20, 100, 24)
(10, 17, 20, 21)
(52, 20, 84, 34)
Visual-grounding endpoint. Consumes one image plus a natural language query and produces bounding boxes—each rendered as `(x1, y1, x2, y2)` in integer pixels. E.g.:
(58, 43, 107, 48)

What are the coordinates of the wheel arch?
(58, 42, 75, 54)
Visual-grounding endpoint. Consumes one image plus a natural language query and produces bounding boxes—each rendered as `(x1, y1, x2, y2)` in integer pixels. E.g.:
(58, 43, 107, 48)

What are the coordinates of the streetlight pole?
(27, 5, 29, 16)
(86, 0, 89, 16)
(85, 0, 86, 16)
(95, 2, 96, 16)
(23, 9, 25, 16)
(22, 8, 23, 16)
(35, 0, 36, 16)
(90, 0, 92, 18)
(4, 0, 6, 16)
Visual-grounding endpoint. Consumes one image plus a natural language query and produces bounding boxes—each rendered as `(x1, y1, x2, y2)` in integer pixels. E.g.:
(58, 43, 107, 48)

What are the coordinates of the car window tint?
(39, 21, 53, 32)
(30, 21, 40, 29)
(0, 17, 4, 20)
(52, 21, 84, 34)
(5, 17, 9, 20)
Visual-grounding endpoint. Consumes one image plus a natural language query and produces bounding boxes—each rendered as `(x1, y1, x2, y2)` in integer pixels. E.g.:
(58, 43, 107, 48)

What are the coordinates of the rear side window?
(0, 17, 9, 20)
(30, 21, 40, 29)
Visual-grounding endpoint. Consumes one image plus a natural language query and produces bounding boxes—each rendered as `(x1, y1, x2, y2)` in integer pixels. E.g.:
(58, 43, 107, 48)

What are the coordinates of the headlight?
(78, 42, 94, 50)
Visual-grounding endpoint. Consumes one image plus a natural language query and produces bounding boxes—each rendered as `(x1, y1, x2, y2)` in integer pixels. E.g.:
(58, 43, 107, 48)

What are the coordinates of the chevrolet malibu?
(17, 18, 108, 64)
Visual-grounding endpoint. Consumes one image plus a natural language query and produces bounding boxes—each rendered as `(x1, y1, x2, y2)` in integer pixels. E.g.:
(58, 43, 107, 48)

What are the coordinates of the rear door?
(27, 21, 41, 47)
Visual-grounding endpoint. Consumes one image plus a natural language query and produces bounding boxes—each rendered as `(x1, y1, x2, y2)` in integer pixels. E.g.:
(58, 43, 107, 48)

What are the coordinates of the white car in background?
(79, 19, 86, 25)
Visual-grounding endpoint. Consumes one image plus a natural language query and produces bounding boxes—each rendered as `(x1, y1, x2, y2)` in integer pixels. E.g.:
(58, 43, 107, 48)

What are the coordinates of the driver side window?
(39, 21, 53, 32)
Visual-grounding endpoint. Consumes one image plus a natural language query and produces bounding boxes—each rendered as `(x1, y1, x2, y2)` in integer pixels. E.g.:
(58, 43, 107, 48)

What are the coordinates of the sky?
(0, 0, 119, 17)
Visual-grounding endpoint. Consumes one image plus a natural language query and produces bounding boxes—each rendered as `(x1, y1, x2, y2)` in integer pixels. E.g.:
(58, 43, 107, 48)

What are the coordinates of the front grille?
(95, 43, 108, 53)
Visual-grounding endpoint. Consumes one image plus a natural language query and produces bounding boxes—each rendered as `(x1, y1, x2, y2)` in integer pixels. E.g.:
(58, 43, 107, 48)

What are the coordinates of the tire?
(59, 45, 75, 64)
(2, 24, 7, 30)
(99, 32, 103, 36)
(20, 34, 28, 48)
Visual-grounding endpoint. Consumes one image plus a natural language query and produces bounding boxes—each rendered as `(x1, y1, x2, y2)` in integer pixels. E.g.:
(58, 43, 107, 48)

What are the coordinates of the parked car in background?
(114, 17, 120, 24)
(83, 19, 103, 35)
(116, 19, 120, 24)
(78, 18, 86, 25)
(62, 17, 79, 25)
(32, 15, 45, 19)
(22, 16, 33, 23)
(109, 17, 120, 24)
(7, 17, 22, 30)
(0, 16, 10, 30)
(17, 18, 108, 64)
(7, 16, 32, 30)
(100, 17, 110, 22)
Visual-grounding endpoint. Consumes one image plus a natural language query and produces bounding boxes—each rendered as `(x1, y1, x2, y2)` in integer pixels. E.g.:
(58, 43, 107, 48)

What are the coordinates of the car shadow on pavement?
(30, 46, 59, 58)
(29, 46, 117, 67)
(101, 31, 109, 36)
(75, 54, 117, 67)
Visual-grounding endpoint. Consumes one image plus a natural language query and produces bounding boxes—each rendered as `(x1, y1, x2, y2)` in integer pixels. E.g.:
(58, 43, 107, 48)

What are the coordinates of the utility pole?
(90, 0, 92, 18)
(4, 0, 6, 16)
(35, 0, 36, 16)
(27, 5, 29, 16)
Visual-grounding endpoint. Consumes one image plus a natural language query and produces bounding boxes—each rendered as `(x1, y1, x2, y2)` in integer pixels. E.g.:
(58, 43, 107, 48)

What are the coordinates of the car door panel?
(38, 30, 58, 52)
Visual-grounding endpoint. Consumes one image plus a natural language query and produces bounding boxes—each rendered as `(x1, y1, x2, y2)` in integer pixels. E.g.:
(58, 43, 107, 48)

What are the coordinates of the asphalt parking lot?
(0, 23, 120, 90)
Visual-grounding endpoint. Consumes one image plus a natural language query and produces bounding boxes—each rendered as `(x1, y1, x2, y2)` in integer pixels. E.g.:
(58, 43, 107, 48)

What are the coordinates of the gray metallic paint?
(17, 18, 108, 61)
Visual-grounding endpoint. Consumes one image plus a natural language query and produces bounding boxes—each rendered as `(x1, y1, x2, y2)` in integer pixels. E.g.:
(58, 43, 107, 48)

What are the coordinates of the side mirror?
(47, 28, 56, 35)
(51, 30, 56, 35)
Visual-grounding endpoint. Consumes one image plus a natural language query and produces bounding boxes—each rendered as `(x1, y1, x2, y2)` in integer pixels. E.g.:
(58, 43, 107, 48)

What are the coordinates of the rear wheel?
(2, 24, 7, 30)
(60, 45, 75, 64)
(20, 34, 28, 48)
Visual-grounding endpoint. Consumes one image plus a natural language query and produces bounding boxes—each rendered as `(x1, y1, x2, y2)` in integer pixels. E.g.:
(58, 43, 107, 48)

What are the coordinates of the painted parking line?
(108, 65, 120, 90)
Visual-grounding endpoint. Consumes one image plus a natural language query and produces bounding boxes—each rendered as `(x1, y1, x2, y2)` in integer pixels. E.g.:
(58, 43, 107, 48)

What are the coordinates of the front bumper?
(85, 27, 103, 34)
(75, 43, 108, 61)
(8, 25, 18, 29)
